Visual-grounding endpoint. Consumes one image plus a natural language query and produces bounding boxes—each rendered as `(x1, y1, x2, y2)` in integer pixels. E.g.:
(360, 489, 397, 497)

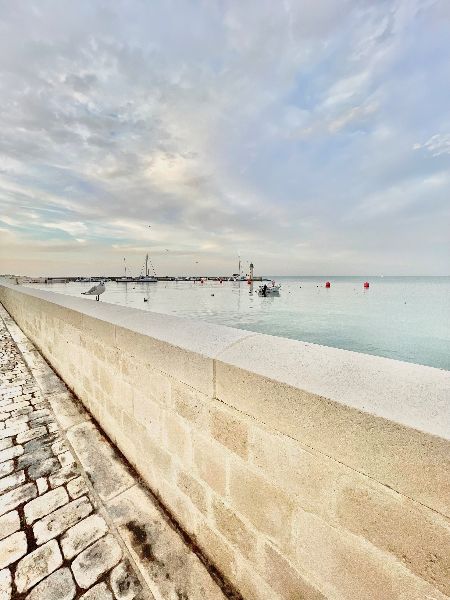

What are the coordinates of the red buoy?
(325, 281, 331, 288)
(364, 281, 370, 289)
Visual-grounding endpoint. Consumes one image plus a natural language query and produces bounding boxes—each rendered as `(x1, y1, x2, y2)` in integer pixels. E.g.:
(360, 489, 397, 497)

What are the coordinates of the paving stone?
(25, 567, 76, 600)
(67, 476, 89, 499)
(0, 531, 27, 569)
(15, 539, 63, 593)
(0, 511, 20, 541)
(72, 534, 122, 589)
(51, 439, 67, 455)
(110, 560, 143, 599)
(0, 568, 12, 599)
(27, 456, 60, 479)
(36, 477, 48, 494)
(16, 426, 47, 444)
(0, 460, 14, 478)
(48, 464, 79, 488)
(23, 433, 58, 453)
(5, 414, 29, 427)
(17, 447, 54, 469)
(80, 582, 113, 600)
(0, 401, 30, 415)
(61, 513, 109, 560)
(33, 495, 93, 545)
(47, 422, 59, 433)
(58, 450, 76, 468)
(0, 439, 12, 451)
(0, 482, 37, 516)
(24, 486, 69, 525)
(0, 422, 28, 440)
(0, 445, 23, 464)
(0, 470, 25, 494)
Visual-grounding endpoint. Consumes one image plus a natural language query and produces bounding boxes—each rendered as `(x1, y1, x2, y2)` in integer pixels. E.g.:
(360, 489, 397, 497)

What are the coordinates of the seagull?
(81, 281, 105, 301)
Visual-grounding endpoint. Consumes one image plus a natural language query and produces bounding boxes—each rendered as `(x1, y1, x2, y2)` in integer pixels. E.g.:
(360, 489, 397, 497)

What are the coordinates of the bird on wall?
(81, 281, 105, 301)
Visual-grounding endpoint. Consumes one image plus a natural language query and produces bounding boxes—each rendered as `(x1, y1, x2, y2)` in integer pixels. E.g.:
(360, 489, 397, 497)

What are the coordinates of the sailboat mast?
(145, 254, 149, 277)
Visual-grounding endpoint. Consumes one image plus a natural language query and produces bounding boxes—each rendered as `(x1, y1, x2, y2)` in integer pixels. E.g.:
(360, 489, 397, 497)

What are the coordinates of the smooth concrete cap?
(216, 334, 450, 440)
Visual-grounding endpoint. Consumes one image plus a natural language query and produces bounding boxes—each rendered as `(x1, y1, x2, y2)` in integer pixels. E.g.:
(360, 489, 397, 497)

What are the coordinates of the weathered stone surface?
(67, 422, 134, 502)
(0, 422, 28, 439)
(0, 445, 23, 463)
(33, 496, 93, 545)
(15, 539, 63, 593)
(79, 582, 113, 600)
(0, 439, 12, 451)
(0, 460, 14, 478)
(36, 477, 48, 494)
(110, 560, 142, 599)
(0, 483, 37, 516)
(0, 531, 27, 569)
(16, 426, 47, 444)
(60, 513, 108, 560)
(23, 433, 58, 453)
(0, 511, 20, 541)
(67, 476, 89, 499)
(17, 447, 54, 469)
(24, 487, 69, 525)
(58, 450, 76, 468)
(25, 567, 76, 600)
(0, 470, 25, 494)
(72, 534, 122, 589)
(48, 464, 79, 488)
(28, 457, 60, 480)
(0, 568, 12, 599)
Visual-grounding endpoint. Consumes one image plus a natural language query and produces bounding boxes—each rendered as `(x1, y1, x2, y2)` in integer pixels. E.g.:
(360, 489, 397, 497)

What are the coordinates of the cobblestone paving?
(0, 316, 148, 600)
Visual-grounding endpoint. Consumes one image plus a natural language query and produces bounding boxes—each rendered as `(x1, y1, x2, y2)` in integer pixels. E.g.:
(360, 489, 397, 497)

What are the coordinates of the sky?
(0, 0, 449, 277)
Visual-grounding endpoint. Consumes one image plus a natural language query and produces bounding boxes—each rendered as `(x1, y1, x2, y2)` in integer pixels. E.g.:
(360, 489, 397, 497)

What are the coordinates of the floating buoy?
(364, 281, 370, 289)
(325, 281, 331, 288)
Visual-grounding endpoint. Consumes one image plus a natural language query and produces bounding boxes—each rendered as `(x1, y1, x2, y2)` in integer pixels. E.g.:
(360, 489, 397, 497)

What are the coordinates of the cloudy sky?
(0, 0, 449, 276)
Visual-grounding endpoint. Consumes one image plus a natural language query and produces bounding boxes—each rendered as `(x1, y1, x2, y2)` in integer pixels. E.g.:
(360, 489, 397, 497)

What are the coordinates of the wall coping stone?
(1, 280, 448, 441)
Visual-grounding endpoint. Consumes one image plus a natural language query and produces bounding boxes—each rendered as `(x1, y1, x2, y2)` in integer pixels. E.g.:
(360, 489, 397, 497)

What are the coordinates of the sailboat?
(133, 254, 158, 282)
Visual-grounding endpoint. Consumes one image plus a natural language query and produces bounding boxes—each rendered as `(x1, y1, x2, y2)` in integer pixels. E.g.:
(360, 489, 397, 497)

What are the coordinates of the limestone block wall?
(1, 281, 449, 600)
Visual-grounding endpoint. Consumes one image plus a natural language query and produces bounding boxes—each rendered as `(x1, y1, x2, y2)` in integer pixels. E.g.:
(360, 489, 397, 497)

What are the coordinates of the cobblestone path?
(0, 315, 148, 600)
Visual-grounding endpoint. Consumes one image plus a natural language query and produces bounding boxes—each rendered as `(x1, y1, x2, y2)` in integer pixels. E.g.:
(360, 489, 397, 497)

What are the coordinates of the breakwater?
(0, 281, 449, 600)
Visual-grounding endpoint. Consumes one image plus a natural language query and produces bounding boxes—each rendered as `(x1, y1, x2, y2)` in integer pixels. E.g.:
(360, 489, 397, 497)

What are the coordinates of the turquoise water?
(26, 276, 450, 370)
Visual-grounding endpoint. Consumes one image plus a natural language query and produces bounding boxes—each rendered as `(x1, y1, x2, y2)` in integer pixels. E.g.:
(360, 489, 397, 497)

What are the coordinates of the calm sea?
(25, 276, 450, 370)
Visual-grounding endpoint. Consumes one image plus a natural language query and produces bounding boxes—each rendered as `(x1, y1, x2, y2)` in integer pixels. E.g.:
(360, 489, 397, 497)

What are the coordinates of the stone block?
(172, 382, 208, 430)
(48, 464, 79, 488)
(71, 534, 122, 589)
(25, 567, 76, 600)
(195, 520, 236, 582)
(60, 513, 109, 560)
(67, 476, 89, 499)
(229, 461, 294, 544)
(15, 539, 62, 593)
(177, 470, 208, 515)
(0, 460, 14, 478)
(264, 543, 326, 599)
(33, 496, 93, 545)
(16, 426, 47, 444)
(0, 568, 12, 599)
(0, 531, 27, 569)
(193, 434, 228, 496)
(24, 486, 69, 524)
(210, 404, 249, 463)
(291, 508, 448, 600)
(132, 391, 161, 440)
(0, 470, 25, 494)
(335, 475, 450, 596)
(212, 498, 258, 562)
(0, 482, 37, 517)
(0, 445, 23, 463)
(80, 582, 113, 599)
(0, 511, 20, 541)
(164, 413, 192, 467)
(110, 560, 142, 599)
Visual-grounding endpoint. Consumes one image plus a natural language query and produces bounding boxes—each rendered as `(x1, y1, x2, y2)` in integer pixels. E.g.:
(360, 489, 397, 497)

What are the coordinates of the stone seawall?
(1, 281, 449, 600)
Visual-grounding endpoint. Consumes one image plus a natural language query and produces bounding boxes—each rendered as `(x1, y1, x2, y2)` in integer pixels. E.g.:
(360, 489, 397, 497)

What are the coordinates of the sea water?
(25, 276, 450, 370)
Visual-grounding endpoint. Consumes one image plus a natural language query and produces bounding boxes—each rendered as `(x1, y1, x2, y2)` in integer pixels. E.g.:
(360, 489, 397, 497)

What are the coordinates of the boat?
(258, 281, 281, 296)
(117, 254, 158, 283)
